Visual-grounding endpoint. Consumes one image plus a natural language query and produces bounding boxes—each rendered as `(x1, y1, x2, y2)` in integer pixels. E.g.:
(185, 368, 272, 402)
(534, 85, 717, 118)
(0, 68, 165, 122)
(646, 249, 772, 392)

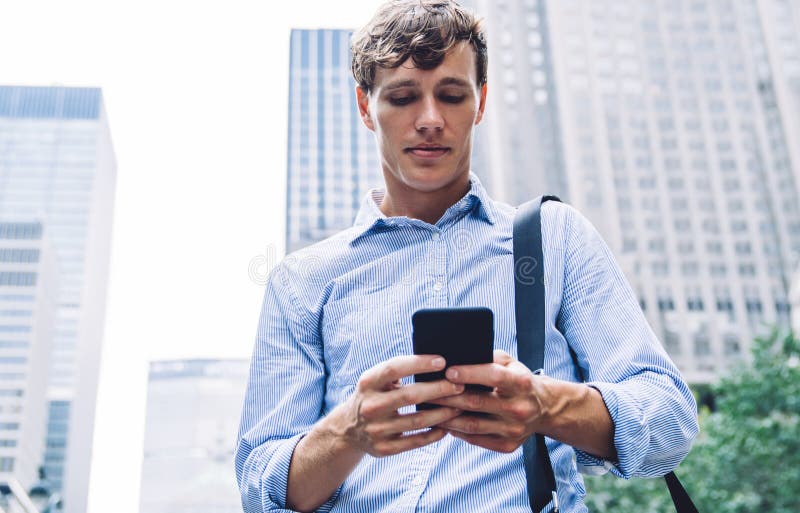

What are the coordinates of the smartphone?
(412, 307, 494, 410)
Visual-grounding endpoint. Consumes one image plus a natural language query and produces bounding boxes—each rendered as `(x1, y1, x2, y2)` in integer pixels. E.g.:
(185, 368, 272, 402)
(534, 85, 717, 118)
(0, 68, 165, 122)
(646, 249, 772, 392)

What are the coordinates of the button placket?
(430, 230, 447, 299)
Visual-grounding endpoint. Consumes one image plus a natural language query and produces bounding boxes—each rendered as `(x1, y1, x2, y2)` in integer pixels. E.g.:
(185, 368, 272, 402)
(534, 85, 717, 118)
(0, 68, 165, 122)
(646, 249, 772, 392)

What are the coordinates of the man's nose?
(415, 97, 444, 131)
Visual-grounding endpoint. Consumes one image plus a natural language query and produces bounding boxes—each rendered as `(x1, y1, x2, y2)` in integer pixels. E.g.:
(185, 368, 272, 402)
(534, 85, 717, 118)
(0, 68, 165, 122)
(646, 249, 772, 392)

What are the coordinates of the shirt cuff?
(264, 432, 342, 512)
(574, 383, 649, 479)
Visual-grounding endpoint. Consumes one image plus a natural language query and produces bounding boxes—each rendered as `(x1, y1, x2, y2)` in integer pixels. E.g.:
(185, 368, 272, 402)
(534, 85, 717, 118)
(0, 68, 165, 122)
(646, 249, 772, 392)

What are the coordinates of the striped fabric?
(236, 174, 698, 513)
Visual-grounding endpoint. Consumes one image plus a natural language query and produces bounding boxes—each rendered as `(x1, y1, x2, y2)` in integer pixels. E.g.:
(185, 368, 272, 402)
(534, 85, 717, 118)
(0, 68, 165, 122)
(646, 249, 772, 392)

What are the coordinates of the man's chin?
(400, 170, 468, 193)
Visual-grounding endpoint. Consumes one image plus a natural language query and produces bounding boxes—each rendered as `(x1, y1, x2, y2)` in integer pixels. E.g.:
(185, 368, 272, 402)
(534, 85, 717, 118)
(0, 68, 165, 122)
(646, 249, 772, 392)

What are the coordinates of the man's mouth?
(406, 145, 450, 158)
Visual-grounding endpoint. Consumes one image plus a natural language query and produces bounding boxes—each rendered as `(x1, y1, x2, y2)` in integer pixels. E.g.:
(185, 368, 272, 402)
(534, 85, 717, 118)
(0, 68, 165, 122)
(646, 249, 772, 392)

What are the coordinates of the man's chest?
(319, 242, 519, 388)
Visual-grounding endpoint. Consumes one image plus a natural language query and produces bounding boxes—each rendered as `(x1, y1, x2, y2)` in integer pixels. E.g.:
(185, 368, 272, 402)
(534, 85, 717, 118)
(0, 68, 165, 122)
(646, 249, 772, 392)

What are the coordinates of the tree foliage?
(583, 329, 800, 512)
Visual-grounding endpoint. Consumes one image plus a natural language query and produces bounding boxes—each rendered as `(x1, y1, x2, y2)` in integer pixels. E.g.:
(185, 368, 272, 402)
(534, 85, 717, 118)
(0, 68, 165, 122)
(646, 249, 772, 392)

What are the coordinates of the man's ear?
(356, 86, 375, 131)
(474, 83, 487, 125)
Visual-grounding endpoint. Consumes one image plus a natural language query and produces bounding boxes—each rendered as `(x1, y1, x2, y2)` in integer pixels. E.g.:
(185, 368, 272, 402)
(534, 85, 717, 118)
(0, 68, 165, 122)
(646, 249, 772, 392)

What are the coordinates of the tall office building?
(138, 359, 249, 513)
(467, 0, 800, 382)
(757, 0, 800, 184)
(0, 222, 57, 492)
(467, 0, 569, 206)
(0, 86, 117, 512)
(285, 29, 381, 252)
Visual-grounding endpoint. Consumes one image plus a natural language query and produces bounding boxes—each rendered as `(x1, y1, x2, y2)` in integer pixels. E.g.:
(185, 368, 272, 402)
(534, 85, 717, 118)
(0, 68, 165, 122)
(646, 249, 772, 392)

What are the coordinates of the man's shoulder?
(276, 225, 364, 288)
(510, 196, 581, 235)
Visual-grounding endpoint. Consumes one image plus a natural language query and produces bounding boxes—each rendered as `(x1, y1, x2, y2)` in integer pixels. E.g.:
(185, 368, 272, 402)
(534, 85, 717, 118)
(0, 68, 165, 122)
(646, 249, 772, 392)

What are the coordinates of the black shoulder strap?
(513, 195, 561, 513)
(512, 196, 699, 513)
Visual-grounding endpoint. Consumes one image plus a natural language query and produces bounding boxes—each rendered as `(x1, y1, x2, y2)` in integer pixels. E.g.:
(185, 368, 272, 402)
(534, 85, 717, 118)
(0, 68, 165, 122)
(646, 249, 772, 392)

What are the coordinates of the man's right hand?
(287, 355, 464, 511)
(331, 354, 465, 457)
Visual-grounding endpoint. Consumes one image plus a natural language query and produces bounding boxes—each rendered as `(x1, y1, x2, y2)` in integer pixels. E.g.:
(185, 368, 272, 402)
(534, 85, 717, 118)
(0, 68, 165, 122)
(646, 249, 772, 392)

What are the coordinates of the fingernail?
(432, 357, 445, 368)
(447, 368, 459, 379)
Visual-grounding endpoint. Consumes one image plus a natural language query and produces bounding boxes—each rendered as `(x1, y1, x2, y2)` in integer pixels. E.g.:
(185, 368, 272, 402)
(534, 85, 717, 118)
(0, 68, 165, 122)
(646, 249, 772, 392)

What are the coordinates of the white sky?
(0, 0, 384, 511)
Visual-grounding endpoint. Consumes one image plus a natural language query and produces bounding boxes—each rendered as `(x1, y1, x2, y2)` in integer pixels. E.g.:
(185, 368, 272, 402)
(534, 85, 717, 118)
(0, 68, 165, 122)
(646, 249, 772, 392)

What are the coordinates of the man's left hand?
(430, 349, 555, 453)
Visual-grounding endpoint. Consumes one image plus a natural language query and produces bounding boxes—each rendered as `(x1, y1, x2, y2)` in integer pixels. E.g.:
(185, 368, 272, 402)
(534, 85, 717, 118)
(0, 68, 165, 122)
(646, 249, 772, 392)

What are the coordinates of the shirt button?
(412, 476, 424, 486)
(433, 281, 443, 291)
(431, 232, 440, 241)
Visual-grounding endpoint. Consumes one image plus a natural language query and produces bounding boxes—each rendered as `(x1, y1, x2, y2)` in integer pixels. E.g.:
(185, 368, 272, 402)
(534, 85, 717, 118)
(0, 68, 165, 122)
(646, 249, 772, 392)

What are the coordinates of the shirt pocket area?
(321, 293, 410, 388)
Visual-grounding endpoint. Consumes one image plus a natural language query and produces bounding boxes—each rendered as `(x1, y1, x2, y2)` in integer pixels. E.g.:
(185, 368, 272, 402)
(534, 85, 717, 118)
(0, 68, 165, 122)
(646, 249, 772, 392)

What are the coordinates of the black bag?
(513, 196, 698, 513)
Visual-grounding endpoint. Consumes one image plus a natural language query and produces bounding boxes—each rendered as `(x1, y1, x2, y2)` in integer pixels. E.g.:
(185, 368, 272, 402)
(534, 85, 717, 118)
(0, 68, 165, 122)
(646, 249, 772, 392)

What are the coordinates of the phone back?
(412, 307, 494, 393)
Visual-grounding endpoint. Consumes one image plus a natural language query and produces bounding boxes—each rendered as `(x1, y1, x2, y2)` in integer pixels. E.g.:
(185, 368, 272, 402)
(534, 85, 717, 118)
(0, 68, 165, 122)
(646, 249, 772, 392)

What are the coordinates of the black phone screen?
(412, 307, 494, 409)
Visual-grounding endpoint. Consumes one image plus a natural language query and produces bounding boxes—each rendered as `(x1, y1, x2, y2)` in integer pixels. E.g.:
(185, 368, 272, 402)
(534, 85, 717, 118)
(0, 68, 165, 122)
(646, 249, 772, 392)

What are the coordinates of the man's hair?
(351, 0, 487, 93)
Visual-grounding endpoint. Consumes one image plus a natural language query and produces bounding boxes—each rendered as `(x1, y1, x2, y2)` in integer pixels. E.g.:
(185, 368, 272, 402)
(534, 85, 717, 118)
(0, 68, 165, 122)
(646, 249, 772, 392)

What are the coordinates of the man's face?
(357, 42, 487, 198)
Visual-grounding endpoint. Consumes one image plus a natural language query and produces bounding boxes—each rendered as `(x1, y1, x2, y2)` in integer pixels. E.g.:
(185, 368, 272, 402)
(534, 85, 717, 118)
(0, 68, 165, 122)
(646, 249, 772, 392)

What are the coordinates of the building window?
(648, 239, 665, 252)
(681, 262, 699, 276)
(0, 223, 43, 240)
(687, 297, 704, 311)
(0, 457, 13, 472)
(623, 238, 637, 252)
(739, 263, 756, 276)
(734, 242, 752, 255)
(746, 299, 763, 313)
(652, 261, 669, 276)
(0, 249, 40, 263)
(658, 297, 675, 311)
(663, 329, 681, 355)
(693, 333, 712, 357)
(0, 273, 37, 287)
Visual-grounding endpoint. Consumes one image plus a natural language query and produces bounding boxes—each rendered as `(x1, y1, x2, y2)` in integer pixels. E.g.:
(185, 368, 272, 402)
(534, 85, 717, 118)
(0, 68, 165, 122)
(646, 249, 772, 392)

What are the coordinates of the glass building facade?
(0, 86, 117, 512)
(285, 29, 381, 252)
(138, 359, 249, 513)
(0, 221, 57, 492)
(467, 0, 800, 382)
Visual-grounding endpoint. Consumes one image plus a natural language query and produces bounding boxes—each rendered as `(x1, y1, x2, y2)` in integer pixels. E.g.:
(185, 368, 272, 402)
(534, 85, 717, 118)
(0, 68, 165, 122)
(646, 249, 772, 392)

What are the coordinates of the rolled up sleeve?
(557, 205, 699, 479)
(235, 263, 339, 512)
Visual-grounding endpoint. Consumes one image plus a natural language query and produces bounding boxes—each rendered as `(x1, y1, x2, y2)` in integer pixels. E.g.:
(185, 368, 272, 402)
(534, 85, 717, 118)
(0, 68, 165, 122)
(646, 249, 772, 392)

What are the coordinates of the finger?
(493, 349, 514, 365)
(371, 427, 448, 457)
(381, 379, 464, 412)
(445, 362, 511, 389)
(447, 430, 522, 454)
(448, 362, 536, 397)
(375, 407, 462, 436)
(360, 354, 446, 390)
(439, 412, 528, 439)
(428, 390, 506, 414)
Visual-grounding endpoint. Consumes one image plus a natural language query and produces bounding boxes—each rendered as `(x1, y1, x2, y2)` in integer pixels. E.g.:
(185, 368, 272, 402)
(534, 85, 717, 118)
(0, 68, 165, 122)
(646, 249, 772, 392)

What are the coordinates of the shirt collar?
(348, 173, 498, 246)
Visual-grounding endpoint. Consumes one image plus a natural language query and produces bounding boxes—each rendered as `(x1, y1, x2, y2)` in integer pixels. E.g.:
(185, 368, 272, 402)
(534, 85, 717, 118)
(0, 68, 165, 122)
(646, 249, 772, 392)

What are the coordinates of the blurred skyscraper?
(0, 86, 117, 512)
(466, 0, 800, 382)
(138, 359, 248, 513)
(285, 29, 381, 252)
(0, 222, 57, 492)
(757, 0, 800, 183)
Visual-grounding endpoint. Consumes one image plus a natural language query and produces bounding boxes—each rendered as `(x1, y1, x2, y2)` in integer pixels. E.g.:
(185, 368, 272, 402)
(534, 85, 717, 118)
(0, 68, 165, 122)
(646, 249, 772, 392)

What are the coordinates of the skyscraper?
(0, 86, 117, 512)
(757, 0, 800, 185)
(138, 359, 249, 513)
(285, 29, 381, 252)
(0, 222, 57, 491)
(467, 0, 800, 382)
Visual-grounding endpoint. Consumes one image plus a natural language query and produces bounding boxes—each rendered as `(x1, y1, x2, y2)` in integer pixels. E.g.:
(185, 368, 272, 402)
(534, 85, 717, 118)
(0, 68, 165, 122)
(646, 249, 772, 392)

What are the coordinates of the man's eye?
(389, 96, 415, 106)
(441, 95, 466, 104)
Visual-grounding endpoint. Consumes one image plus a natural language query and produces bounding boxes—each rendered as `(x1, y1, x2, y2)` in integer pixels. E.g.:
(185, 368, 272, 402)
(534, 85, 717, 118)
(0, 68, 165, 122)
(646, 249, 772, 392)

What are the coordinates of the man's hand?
(287, 355, 464, 511)
(429, 350, 548, 453)
(332, 354, 465, 457)
(431, 350, 616, 459)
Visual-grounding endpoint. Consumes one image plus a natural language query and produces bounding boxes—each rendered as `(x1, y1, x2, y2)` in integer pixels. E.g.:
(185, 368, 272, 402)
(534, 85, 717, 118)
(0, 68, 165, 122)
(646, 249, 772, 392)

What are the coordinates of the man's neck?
(378, 176, 471, 225)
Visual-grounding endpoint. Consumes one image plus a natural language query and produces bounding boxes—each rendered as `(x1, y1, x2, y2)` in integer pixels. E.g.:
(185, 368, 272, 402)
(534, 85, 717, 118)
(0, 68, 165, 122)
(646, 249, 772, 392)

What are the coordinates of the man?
(236, 1, 698, 512)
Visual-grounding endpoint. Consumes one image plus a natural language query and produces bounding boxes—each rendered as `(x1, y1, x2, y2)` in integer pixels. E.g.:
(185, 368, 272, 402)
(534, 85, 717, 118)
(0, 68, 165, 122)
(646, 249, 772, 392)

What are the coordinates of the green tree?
(583, 329, 800, 512)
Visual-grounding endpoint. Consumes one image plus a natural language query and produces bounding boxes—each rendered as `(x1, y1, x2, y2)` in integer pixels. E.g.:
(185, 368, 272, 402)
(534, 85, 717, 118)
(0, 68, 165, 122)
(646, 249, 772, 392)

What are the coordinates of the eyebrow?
(382, 77, 472, 91)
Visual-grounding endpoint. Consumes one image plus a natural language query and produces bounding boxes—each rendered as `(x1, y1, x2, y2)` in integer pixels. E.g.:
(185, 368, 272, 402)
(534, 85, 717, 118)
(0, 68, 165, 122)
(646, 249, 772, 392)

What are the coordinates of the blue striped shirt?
(236, 174, 698, 513)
